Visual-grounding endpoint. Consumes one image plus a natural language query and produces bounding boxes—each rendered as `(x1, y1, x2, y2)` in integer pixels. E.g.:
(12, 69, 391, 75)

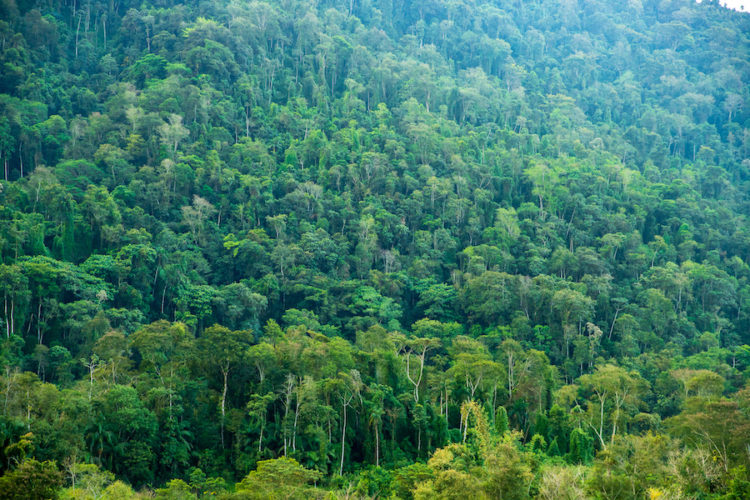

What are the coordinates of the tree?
(0, 459, 64, 500)
(181, 195, 217, 245)
(247, 392, 276, 454)
(666, 396, 750, 471)
(413, 444, 483, 500)
(196, 325, 252, 448)
(129, 321, 193, 419)
(0, 264, 28, 339)
(92, 330, 130, 384)
(450, 351, 501, 407)
(587, 434, 675, 500)
(402, 336, 440, 403)
(416, 283, 459, 322)
(552, 289, 594, 359)
(578, 364, 649, 448)
(460, 271, 518, 326)
(366, 386, 386, 467)
(482, 437, 534, 500)
(326, 369, 362, 476)
(416, 402, 532, 499)
(234, 457, 321, 499)
(537, 465, 586, 500)
(158, 114, 189, 156)
(567, 427, 594, 464)
(91, 385, 157, 485)
(155, 479, 197, 499)
(64, 462, 115, 498)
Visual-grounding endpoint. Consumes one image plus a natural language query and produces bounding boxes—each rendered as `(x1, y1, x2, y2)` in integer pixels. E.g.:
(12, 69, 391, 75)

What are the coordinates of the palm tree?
(85, 421, 115, 469)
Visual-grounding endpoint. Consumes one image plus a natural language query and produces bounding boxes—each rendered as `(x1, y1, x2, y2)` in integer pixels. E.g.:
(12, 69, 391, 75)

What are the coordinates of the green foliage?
(721, 467, 750, 500)
(0, 459, 64, 500)
(494, 406, 509, 435)
(154, 479, 196, 500)
(567, 428, 594, 465)
(231, 457, 322, 499)
(0, 0, 748, 496)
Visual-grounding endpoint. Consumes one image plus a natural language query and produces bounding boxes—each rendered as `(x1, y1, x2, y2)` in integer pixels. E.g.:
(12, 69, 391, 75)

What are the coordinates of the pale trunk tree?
(220, 362, 230, 449)
(339, 390, 354, 476)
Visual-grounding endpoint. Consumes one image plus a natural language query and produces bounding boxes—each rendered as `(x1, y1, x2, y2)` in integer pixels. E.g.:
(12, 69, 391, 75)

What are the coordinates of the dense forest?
(0, 0, 749, 497)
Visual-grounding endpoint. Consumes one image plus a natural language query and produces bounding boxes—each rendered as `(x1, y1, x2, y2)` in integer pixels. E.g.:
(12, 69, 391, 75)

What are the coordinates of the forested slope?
(0, 0, 749, 497)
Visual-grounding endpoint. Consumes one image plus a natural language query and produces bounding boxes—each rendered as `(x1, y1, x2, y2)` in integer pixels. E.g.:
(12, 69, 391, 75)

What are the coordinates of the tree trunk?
(258, 418, 265, 453)
(292, 392, 300, 452)
(88, 360, 95, 401)
(3, 369, 12, 415)
(374, 423, 379, 467)
(598, 394, 606, 448)
(4, 295, 8, 338)
(75, 14, 81, 57)
(221, 368, 228, 449)
(282, 376, 294, 455)
(37, 301, 43, 345)
(339, 404, 347, 475)
(462, 412, 469, 443)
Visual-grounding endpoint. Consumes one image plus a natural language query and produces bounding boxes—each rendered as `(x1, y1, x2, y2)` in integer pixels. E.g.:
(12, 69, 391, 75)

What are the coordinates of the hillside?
(0, 0, 749, 497)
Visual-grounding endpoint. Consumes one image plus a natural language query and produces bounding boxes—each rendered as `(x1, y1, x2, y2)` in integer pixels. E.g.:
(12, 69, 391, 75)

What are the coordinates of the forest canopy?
(0, 0, 749, 498)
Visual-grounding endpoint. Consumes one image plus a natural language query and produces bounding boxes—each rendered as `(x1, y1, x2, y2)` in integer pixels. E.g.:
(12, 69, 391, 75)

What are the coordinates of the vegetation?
(0, 0, 749, 497)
